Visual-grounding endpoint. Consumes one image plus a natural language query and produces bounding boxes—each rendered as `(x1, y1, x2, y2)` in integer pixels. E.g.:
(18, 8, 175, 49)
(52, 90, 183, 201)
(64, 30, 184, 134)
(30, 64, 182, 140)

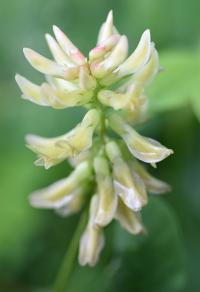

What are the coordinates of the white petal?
(15, 74, 47, 106)
(45, 33, 74, 66)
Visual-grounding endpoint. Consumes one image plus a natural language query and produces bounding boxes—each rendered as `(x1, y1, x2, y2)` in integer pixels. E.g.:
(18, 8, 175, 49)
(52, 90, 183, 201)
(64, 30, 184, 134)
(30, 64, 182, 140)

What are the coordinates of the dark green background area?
(0, 0, 200, 291)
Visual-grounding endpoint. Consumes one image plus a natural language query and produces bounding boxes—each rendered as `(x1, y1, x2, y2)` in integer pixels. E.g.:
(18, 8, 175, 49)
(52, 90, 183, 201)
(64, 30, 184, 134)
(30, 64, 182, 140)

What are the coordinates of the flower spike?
(16, 10, 173, 267)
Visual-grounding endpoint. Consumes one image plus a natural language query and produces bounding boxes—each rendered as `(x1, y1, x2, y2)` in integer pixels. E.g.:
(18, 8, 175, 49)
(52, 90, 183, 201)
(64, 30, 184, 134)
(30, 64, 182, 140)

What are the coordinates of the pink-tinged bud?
(53, 25, 86, 65)
(89, 34, 120, 61)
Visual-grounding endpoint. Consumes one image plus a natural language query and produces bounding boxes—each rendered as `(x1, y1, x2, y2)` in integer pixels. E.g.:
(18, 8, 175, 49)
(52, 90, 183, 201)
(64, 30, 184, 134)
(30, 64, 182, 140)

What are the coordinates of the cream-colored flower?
(108, 113, 173, 164)
(26, 109, 100, 169)
(106, 141, 148, 211)
(29, 161, 91, 209)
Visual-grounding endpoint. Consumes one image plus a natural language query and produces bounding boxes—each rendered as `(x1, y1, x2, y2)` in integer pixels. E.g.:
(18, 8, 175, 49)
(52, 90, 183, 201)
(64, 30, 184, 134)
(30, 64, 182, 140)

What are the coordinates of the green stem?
(54, 210, 88, 292)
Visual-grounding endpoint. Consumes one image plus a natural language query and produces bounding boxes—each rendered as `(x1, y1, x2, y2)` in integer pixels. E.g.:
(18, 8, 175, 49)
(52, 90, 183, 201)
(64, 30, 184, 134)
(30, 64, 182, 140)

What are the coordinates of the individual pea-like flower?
(15, 10, 173, 267)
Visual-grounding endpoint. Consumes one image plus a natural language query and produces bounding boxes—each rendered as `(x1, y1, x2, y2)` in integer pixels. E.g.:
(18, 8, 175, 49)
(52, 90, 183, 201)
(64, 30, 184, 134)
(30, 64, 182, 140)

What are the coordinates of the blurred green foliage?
(0, 0, 200, 291)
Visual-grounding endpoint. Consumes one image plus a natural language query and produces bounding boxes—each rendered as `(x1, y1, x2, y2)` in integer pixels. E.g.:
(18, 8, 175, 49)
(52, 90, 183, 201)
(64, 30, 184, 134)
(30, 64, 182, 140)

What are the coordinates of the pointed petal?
(132, 161, 171, 194)
(45, 33, 74, 66)
(97, 10, 114, 44)
(53, 25, 86, 65)
(115, 199, 145, 234)
(117, 29, 151, 77)
(15, 74, 47, 106)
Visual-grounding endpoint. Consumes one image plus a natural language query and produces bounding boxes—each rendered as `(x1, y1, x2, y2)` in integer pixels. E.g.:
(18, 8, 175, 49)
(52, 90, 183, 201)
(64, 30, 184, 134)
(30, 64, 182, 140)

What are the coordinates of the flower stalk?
(54, 210, 88, 292)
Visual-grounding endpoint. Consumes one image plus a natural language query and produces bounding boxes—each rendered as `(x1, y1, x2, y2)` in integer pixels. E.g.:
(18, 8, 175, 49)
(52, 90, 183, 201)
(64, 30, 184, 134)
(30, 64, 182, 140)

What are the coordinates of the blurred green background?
(0, 0, 200, 291)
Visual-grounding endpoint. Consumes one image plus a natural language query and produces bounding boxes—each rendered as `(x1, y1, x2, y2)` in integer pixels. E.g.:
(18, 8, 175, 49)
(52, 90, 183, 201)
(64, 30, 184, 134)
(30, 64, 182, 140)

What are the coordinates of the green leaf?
(148, 50, 200, 121)
(109, 198, 186, 292)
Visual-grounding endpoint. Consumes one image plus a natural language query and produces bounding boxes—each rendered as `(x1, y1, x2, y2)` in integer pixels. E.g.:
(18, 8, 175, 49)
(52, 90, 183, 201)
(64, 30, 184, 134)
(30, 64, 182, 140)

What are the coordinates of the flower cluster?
(16, 11, 173, 267)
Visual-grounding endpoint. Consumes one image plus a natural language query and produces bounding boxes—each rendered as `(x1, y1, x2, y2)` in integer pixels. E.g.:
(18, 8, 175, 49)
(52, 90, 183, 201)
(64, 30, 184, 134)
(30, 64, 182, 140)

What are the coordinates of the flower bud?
(94, 156, 118, 226)
(79, 195, 105, 266)
(91, 36, 128, 79)
(89, 34, 120, 61)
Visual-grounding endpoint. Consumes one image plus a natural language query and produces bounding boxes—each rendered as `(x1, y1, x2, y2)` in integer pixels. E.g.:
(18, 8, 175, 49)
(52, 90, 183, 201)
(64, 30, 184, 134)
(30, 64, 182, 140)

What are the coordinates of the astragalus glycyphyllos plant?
(16, 10, 173, 271)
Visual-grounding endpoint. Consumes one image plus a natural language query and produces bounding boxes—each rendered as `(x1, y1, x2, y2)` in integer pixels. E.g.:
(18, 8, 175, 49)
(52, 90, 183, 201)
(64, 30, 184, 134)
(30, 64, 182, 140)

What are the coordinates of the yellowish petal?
(108, 113, 173, 163)
(115, 199, 145, 234)
(94, 157, 118, 226)
(106, 142, 148, 211)
(131, 161, 171, 194)
(117, 29, 151, 77)
(98, 90, 132, 110)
